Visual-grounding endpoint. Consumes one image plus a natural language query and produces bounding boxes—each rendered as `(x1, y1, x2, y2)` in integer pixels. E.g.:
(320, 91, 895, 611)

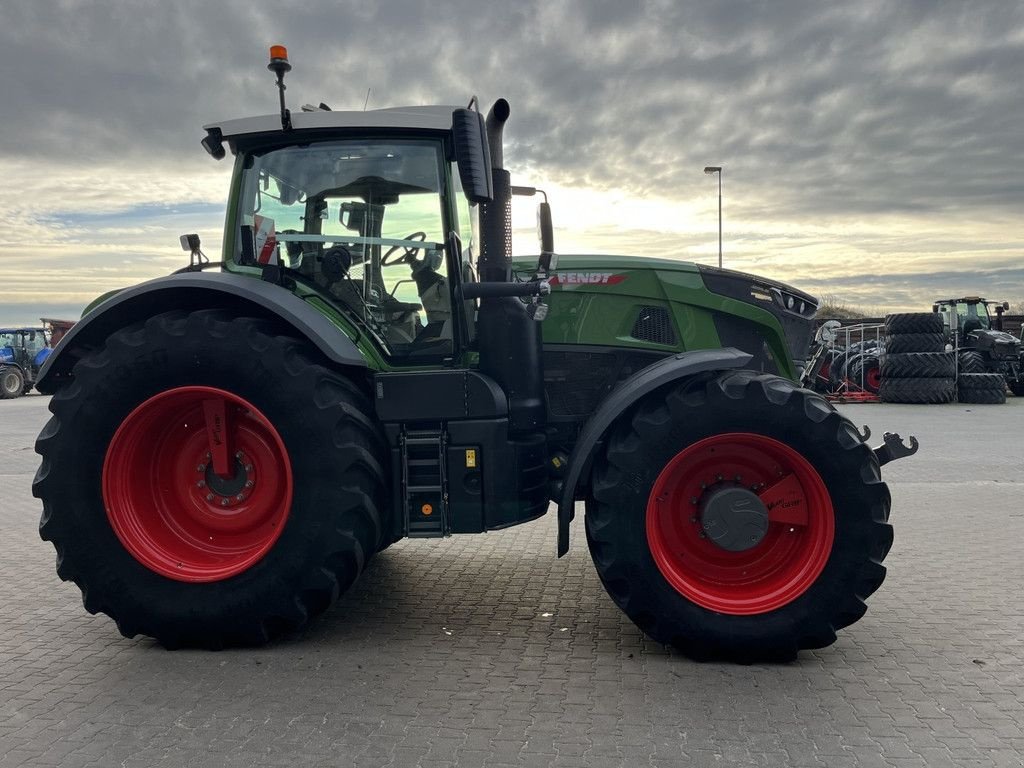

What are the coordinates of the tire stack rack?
(819, 322, 885, 403)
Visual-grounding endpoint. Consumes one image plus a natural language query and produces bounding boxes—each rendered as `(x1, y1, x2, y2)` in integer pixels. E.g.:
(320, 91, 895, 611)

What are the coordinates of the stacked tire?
(954, 351, 1007, 402)
(879, 313, 955, 404)
(957, 372, 1006, 404)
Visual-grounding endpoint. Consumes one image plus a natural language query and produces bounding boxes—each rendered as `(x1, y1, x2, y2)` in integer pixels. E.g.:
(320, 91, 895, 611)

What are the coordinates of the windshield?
(236, 139, 454, 359)
(958, 302, 990, 330)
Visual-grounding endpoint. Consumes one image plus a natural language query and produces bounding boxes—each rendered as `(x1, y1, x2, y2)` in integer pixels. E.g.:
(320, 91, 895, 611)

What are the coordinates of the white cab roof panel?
(204, 106, 460, 139)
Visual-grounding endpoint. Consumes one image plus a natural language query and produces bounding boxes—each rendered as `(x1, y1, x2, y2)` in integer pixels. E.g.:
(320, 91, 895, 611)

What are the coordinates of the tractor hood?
(512, 254, 819, 376)
(971, 328, 1022, 359)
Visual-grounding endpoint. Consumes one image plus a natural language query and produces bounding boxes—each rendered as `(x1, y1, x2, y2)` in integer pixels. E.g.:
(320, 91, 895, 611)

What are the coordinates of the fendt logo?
(549, 272, 627, 287)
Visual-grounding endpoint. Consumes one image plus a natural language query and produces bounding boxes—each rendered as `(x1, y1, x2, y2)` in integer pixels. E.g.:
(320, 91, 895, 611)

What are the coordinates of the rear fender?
(36, 272, 366, 393)
(556, 347, 753, 555)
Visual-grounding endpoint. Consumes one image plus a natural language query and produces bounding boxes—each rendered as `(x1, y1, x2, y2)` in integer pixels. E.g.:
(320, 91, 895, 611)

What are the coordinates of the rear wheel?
(34, 310, 389, 648)
(585, 371, 892, 661)
(1, 367, 24, 399)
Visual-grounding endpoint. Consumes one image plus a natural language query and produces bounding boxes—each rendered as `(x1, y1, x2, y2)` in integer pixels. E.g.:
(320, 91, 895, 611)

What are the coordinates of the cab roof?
(204, 106, 461, 143)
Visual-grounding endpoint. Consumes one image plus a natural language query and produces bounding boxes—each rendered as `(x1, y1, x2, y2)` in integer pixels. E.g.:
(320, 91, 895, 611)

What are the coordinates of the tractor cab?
(233, 137, 463, 359)
(933, 297, 1018, 359)
(933, 297, 996, 340)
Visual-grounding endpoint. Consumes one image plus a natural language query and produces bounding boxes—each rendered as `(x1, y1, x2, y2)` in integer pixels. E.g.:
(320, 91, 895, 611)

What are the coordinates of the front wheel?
(1, 367, 24, 399)
(34, 310, 389, 648)
(585, 371, 892, 661)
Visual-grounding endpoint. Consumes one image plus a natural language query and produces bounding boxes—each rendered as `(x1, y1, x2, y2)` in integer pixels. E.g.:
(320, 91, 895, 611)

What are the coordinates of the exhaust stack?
(479, 99, 512, 283)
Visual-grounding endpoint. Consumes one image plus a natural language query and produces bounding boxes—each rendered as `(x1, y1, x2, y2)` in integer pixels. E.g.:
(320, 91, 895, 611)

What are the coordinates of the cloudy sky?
(1, 0, 1022, 325)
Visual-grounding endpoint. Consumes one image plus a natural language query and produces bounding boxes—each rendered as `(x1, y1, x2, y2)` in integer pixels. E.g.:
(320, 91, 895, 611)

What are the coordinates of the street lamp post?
(703, 166, 722, 268)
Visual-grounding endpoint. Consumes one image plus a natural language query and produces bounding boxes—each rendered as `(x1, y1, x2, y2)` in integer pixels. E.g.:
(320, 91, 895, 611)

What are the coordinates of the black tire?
(846, 354, 881, 393)
(958, 350, 987, 374)
(585, 371, 892, 661)
(885, 312, 943, 335)
(880, 352, 955, 379)
(34, 310, 389, 648)
(884, 333, 945, 354)
(1, 366, 24, 399)
(957, 387, 1006, 404)
(828, 348, 851, 385)
(879, 377, 955, 404)
(1010, 381, 1024, 397)
(957, 372, 1005, 390)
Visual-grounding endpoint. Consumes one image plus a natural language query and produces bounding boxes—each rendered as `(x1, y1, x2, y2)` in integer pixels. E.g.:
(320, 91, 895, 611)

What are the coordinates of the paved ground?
(1, 393, 1022, 767)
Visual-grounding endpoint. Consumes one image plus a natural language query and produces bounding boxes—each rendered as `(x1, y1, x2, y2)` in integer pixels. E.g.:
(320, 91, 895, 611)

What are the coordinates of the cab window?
(237, 139, 454, 360)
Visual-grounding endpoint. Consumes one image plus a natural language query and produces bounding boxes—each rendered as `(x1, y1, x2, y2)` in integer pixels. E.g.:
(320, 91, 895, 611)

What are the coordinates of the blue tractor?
(0, 327, 52, 399)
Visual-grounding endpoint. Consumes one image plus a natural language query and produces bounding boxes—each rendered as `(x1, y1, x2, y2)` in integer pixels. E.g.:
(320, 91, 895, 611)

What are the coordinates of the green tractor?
(33, 48, 914, 660)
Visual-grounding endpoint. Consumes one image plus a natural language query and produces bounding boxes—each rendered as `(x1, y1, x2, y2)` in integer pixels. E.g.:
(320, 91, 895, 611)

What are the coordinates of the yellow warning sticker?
(465, 449, 477, 468)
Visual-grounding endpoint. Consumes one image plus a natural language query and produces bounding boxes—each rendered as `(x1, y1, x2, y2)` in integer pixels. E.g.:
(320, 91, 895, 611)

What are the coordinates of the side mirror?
(511, 185, 557, 270)
(932, 304, 939, 313)
(452, 108, 493, 203)
(538, 201, 554, 255)
(180, 234, 201, 252)
(201, 128, 226, 160)
(1002, 301, 1010, 311)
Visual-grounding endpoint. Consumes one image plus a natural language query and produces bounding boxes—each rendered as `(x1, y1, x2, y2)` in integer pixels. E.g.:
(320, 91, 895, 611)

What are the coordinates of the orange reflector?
(269, 45, 288, 60)
(421, 503, 433, 516)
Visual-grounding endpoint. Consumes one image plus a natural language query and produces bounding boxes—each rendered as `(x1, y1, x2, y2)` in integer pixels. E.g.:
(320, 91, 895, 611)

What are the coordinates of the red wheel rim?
(103, 386, 292, 582)
(866, 366, 882, 392)
(646, 433, 834, 615)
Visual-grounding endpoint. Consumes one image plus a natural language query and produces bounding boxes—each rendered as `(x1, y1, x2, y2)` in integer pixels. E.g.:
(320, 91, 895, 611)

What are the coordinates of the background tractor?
(933, 297, 1023, 396)
(33, 47, 911, 660)
(1, 326, 52, 399)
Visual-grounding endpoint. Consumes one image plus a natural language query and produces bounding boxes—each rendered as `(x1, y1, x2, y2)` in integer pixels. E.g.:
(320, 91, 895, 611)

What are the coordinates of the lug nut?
(244, 464, 253, 473)
(197, 480, 205, 488)
(221, 499, 229, 507)
(236, 494, 244, 501)
(734, 475, 743, 482)
(236, 451, 245, 460)
(245, 480, 254, 488)
(716, 474, 723, 482)
(206, 493, 214, 502)
(196, 464, 206, 472)
(690, 496, 698, 505)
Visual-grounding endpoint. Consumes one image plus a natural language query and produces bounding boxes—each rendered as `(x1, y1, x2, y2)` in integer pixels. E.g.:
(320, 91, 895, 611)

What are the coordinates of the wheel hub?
(699, 484, 769, 552)
(200, 453, 253, 501)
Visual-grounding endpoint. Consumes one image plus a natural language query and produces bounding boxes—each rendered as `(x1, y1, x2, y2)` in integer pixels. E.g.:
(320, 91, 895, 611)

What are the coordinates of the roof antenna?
(267, 45, 293, 131)
(363, 87, 372, 111)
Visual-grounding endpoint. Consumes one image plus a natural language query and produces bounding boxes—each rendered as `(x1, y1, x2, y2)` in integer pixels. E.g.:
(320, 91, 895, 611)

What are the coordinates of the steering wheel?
(381, 231, 427, 266)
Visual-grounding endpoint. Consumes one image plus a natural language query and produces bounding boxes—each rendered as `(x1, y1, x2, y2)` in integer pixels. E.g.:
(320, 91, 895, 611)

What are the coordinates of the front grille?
(631, 306, 676, 345)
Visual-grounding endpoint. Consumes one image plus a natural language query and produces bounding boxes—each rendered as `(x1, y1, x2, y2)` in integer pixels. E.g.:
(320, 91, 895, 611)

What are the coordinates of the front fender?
(36, 272, 367, 393)
(556, 347, 753, 556)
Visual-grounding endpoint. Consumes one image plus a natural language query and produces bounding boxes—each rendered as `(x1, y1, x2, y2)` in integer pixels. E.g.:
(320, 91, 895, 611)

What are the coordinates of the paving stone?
(0, 396, 1022, 767)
